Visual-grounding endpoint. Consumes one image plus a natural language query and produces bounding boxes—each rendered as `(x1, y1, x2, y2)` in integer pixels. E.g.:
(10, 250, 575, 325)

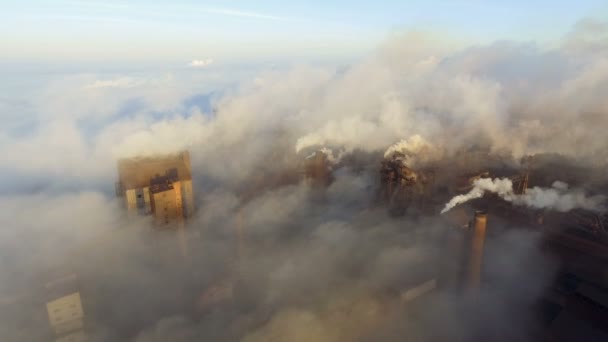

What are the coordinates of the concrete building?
(116, 151, 194, 225)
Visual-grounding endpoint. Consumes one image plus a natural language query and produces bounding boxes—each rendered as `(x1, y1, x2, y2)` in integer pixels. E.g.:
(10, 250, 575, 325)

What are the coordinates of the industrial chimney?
(467, 210, 487, 291)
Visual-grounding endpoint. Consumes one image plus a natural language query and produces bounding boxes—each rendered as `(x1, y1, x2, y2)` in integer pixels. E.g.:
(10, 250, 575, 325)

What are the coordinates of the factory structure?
(379, 151, 434, 214)
(3, 147, 607, 341)
(309, 146, 608, 340)
(73, 146, 608, 340)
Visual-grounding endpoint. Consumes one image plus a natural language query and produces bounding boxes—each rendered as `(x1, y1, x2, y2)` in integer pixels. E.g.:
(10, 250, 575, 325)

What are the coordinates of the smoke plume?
(319, 147, 345, 166)
(441, 178, 606, 214)
(383, 135, 442, 167)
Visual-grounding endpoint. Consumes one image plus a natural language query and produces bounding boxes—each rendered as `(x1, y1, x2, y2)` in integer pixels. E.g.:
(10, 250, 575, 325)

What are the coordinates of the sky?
(1, 0, 607, 66)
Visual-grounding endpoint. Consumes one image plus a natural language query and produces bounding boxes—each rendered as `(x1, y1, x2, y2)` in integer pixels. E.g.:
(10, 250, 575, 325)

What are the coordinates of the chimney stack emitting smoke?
(441, 178, 606, 214)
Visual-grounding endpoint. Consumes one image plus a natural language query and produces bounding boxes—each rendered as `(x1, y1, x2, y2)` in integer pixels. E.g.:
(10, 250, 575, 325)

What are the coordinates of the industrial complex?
(2, 146, 607, 342)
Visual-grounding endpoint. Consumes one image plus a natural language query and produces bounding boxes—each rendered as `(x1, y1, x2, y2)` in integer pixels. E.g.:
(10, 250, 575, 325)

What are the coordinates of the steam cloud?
(441, 178, 606, 214)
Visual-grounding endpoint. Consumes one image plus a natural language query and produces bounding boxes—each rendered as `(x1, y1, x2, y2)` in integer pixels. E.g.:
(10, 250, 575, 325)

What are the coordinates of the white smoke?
(295, 134, 324, 154)
(384, 135, 429, 158)
(383, 135, 441, 167)
(441, 178, 606, 214)
(440, 178, 513, 214)
(305, 147, 345, 168)
(319, 147, 345, 166)
(516, 181, 606, 212)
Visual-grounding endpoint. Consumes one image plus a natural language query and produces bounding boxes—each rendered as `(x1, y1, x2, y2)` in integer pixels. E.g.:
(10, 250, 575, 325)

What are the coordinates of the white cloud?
(189, 58, 214, 68)
(84, 77, 145, 89)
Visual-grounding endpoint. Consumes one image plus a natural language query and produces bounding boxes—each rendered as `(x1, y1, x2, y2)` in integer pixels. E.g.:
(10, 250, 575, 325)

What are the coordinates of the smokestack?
(467, 211, 487, 291)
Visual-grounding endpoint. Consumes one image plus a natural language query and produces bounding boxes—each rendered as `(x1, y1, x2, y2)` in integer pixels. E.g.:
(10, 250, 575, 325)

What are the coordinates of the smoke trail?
(383, 135, 442, 167)
(441, 178, 606, 214)
(304, 147, 344, 168)
(440, 178, 513, 214)
(516, 181, 606, 212)
(383, 135, 432, 159)
(319, 147, 345, 166)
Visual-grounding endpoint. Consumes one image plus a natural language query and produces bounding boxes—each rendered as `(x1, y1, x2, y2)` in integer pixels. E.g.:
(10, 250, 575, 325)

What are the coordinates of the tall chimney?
(467, 211, 487, 290)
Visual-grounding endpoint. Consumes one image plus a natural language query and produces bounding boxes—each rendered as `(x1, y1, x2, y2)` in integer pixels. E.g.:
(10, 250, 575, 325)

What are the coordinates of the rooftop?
(117, 151, 191, 190)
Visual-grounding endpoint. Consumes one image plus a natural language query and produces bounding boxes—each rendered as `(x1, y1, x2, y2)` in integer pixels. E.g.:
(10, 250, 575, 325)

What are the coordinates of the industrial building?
(2, 148, 602, 341)
(379, 151, 434, 215)
(116, 151, 194, 225)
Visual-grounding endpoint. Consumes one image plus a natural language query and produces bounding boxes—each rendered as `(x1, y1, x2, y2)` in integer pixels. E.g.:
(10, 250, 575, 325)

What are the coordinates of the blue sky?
(1, 0, 607, 65)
